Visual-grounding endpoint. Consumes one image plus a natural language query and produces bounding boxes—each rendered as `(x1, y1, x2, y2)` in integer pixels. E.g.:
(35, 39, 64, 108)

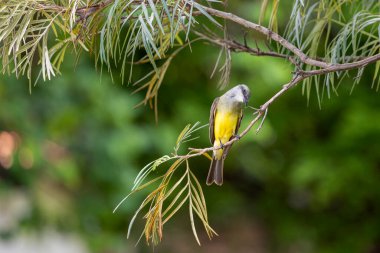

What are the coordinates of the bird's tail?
(206, 157, 224, 186)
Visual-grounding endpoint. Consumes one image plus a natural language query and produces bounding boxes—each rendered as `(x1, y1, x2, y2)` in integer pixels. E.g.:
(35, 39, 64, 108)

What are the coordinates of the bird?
(207, 84, 251, 186)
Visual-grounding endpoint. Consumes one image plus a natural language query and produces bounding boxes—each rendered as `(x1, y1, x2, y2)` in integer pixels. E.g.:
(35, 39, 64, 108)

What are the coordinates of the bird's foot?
(218, 140, 224, 149)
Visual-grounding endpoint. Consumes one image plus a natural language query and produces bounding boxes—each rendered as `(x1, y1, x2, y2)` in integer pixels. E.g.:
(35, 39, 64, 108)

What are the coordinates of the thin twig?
(298, 54, 380, 76)
(200, 5, 331, 68)
(256, 108, 268, 133)
(195, 31, 291, 60)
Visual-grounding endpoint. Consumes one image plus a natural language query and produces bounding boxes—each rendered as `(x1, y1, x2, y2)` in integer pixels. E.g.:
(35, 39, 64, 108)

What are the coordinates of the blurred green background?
(1, 1, 380, 253)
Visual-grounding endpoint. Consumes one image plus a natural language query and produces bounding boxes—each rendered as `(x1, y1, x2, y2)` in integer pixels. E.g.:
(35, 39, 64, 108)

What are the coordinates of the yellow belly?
(213, 111, 239, 159)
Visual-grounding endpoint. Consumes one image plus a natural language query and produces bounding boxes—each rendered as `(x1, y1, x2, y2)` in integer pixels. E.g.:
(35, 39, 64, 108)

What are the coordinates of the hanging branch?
(200, 5, 331, 68)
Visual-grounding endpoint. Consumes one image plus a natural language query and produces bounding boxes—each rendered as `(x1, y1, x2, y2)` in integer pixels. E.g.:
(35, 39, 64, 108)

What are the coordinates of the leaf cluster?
(0, 0, 219, 90)
(0, 0, 77, 90)
(113, 122, 216, 245)
(260, 0, 380, 101)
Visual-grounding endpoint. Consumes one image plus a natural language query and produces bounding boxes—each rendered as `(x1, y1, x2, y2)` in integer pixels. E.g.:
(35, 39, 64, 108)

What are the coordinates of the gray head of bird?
(224, 84, 251, 106)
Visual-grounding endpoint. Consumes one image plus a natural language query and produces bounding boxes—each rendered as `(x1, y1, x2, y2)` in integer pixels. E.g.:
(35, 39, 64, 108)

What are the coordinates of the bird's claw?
(234, 134, 241, 140)
(219, 140, 224, 149)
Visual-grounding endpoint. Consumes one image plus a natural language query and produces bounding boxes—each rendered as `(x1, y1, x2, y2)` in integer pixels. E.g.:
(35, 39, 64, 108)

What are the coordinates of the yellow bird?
(207, 84, 251, 186)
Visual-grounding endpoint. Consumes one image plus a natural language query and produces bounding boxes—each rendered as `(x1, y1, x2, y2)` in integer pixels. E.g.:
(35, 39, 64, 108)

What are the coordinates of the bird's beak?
(244, 97, 249, 107)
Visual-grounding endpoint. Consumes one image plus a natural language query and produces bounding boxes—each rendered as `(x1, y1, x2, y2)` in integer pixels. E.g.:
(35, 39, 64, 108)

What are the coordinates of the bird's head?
(224, 84, 251, 106)
(238, 84, 251, 106)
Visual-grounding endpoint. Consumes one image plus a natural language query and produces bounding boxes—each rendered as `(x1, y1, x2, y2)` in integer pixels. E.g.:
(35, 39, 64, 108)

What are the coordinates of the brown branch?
(76, 0, 114, 20)
(195, 31, 369, 70)
(298, 53, 380, 77)
(35, 0, 115, 20)
(200, 5, 331, 69)
(194, 31, 290, 60)
(197, 5, 380, 78)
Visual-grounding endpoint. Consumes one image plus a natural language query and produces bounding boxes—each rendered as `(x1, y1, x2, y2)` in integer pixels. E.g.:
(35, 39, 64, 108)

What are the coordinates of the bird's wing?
(235, 109, 244, 136)
(209, 97, 219, 144)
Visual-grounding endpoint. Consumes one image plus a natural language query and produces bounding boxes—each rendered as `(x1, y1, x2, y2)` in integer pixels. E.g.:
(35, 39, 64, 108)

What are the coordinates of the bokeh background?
(1, 1, 380, 253)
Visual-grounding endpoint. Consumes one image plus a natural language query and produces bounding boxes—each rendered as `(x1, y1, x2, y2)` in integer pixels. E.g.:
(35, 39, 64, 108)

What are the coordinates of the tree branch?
(196, 6, 380, 82)
(298, 54, 380, 77)
(194, 31, 290, 60)
(200, 5, 331, 69)
(75, 0, 114, 20)
(35, 0, 114, 20)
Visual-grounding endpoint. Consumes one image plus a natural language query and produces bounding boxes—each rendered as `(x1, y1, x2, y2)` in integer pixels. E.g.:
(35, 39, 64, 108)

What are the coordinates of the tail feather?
(206, 158, 224, 186)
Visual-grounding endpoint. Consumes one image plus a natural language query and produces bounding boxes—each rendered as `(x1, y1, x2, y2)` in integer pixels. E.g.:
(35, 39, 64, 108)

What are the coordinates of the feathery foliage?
(113, 122, 216, 245)
(280, 0, 380, 100)
(0, 0, 220, 90)
(1, 0, 378, 99)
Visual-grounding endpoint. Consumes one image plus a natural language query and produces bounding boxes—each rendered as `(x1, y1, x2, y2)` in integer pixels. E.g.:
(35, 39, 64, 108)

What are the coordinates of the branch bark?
(299, 54, 380, 76)
(194, 31, 290, 60)
(200, 5, 331, 69)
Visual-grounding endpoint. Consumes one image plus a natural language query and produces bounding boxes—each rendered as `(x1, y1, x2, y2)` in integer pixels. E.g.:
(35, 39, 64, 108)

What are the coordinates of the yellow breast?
(214, 111, 239, 143)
